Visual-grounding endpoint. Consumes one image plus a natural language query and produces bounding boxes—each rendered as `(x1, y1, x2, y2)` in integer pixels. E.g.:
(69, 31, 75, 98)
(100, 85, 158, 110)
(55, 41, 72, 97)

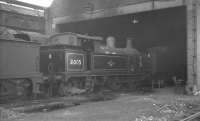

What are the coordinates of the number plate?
(66, 53, 84, 71)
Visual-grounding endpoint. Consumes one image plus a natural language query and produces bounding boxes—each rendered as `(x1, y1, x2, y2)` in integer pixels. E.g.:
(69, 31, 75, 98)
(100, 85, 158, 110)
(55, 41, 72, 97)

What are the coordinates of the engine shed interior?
(57, 6, 187, 85)
(3, 1, 200, 121)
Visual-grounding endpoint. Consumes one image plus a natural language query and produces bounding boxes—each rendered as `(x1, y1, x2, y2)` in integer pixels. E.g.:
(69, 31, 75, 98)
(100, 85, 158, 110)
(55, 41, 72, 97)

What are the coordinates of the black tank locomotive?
(40, 33, 152, 96)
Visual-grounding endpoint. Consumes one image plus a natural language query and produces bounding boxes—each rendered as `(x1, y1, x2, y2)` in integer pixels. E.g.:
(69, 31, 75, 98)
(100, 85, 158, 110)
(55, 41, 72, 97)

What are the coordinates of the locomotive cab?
(40, 33, 103, 96)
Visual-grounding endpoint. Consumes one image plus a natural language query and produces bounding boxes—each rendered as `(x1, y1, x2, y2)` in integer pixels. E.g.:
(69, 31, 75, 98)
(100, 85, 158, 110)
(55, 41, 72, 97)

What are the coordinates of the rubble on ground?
(135, 98, 200, 121)
(0, 107, 26, 121)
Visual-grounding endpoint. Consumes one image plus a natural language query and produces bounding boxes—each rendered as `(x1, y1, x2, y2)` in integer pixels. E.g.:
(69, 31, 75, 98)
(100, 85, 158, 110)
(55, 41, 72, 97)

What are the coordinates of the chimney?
(126, 37, 133, 49)
(106, 36, 116, 48)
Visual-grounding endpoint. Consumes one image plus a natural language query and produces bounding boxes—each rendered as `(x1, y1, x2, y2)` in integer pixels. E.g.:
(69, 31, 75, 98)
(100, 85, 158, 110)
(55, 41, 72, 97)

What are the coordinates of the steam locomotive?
(0, 32, 152, 99)
(40, 32, 152, 96)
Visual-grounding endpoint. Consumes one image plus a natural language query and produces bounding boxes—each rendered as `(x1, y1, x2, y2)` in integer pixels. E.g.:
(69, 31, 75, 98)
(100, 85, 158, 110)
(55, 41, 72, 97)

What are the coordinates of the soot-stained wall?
(58, 6, 186, 50)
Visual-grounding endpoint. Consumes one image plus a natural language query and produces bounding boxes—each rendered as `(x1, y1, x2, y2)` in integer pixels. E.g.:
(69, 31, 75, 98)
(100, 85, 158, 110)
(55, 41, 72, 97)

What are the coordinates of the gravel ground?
(0, 107, 26, 121)
(1, 87, 200, 121)
(21, 95, 156, 121)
